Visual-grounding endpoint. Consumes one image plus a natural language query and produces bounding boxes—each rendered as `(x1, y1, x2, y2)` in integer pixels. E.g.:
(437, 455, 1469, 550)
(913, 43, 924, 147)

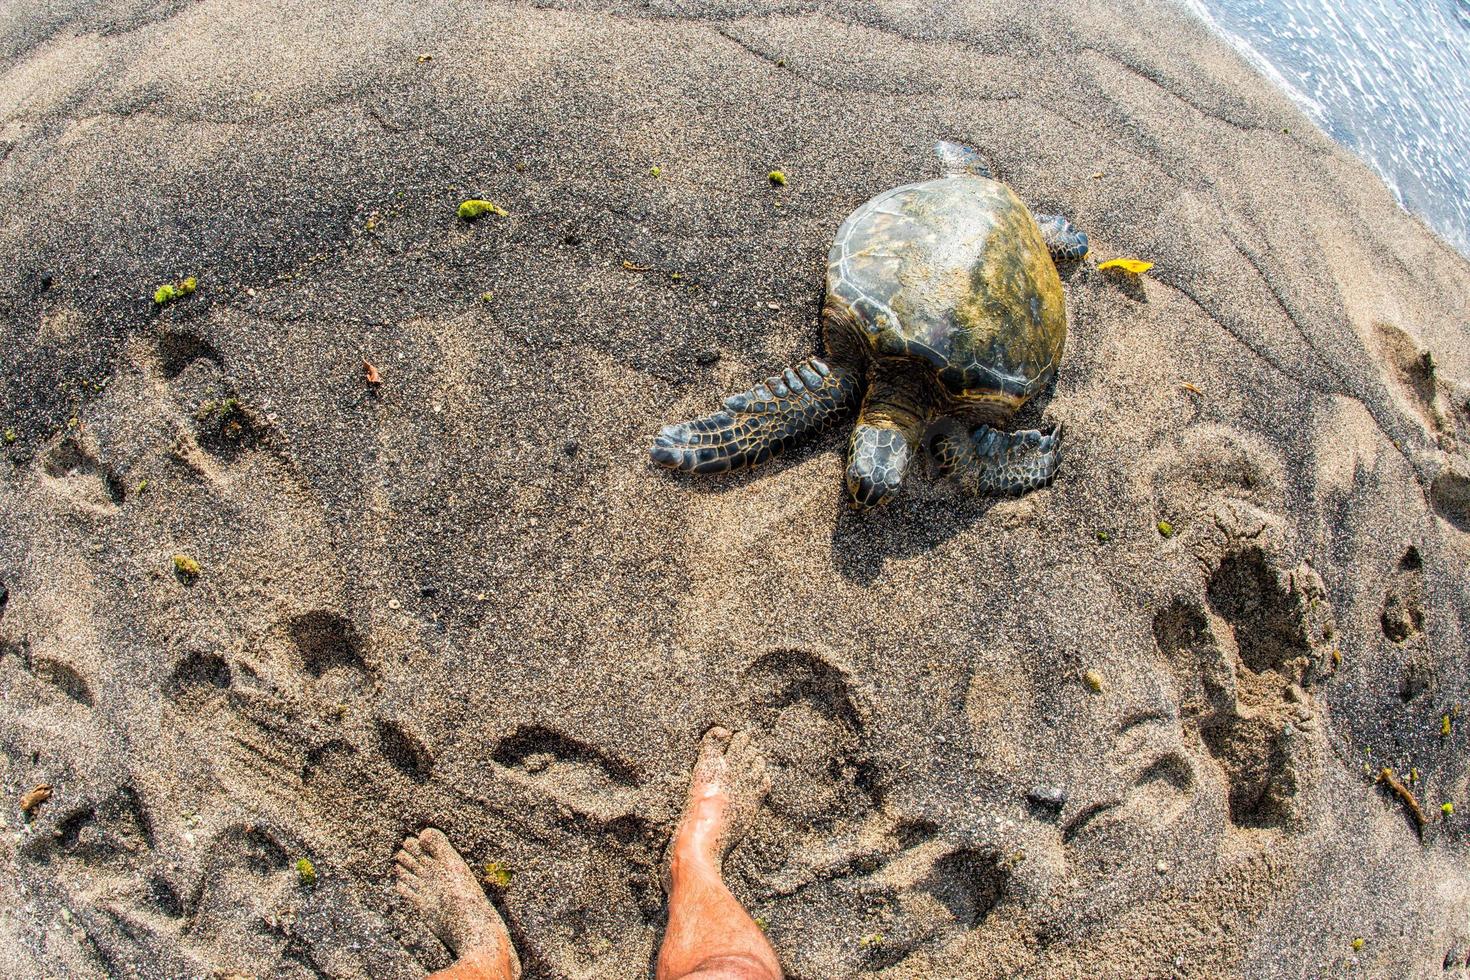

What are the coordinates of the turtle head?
(846, 422, 913, 510)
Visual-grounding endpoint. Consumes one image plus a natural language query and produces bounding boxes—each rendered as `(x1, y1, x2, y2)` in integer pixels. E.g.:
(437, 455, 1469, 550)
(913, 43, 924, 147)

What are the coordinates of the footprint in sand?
(0, 629, 96, 709)
(490, 724, 641, 815)
(1380, 545, 1425, 645)
(40, 437, 125, 513)
(143, 329, 280, 482)
(738, 646, 877, 833)
(287, 609, 375, 701)
(1373, 321, 1456, 436)
(1152, 542, 1335, 832)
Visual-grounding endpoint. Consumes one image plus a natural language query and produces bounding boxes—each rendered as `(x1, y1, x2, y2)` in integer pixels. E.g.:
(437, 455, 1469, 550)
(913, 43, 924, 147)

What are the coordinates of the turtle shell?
(825, 176, 1066, 408)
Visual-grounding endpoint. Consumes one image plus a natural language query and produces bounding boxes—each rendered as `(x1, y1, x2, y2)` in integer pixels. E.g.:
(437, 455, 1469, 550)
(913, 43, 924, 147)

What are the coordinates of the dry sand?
(2, 1, 1469, 977)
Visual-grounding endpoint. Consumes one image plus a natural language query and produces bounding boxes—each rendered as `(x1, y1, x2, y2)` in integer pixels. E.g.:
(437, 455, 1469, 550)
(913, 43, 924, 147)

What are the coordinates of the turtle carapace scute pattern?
(651, 141, 1088, 510)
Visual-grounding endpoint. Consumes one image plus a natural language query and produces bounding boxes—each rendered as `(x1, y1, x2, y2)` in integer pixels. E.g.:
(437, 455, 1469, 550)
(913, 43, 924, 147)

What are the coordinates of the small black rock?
(1027, 784, 1068, 810)
(694, 348, 721, 366)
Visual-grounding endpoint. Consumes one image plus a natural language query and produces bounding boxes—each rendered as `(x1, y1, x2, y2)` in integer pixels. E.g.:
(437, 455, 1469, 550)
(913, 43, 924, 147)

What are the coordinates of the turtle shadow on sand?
(828, 493, 1002, 585)
(647, 430, 1007, 584)
(826, 384, 1059, 584)
(648, 377, 1063, 582)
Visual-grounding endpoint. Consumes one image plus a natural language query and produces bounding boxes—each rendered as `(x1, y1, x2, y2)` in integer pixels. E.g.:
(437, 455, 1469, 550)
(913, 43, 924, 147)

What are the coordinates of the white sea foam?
(1180, 0, 1470, 257)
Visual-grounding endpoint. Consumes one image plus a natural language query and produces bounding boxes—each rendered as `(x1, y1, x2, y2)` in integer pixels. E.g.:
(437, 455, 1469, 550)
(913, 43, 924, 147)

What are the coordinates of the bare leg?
(657, 728, 781, 980)
(394, 828, 520, 980)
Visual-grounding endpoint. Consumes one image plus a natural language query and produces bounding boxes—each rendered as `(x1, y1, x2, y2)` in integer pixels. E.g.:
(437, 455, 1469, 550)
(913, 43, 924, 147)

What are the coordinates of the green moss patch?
(457, 199, 508, 220)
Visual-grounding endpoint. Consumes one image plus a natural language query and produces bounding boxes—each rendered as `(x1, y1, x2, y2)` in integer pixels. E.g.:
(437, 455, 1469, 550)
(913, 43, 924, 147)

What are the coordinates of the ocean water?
(1184, 0, 1470, 258)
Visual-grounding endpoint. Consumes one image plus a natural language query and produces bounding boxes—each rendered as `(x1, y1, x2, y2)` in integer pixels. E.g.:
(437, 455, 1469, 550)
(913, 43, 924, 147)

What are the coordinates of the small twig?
(1378, 767, 1427, 837)
(366, 105, 404, 133)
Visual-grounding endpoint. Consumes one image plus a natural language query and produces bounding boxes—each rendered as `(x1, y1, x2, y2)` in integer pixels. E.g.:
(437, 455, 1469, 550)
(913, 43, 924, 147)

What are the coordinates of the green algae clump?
(1444, 802, 1455, 817)
(768, 170, 788, 187)
(172, 553, 201, 581)
(1157, 519, 1175, 538)
(154, 275, 199, 305)
(296, 857, 317, 887)
(482, 861, 513, 889)
(3, 428, 15, 444)
(1082, 669, 1105, 693)
(457, 199, 507, 220)
(197, 397, 250, 444)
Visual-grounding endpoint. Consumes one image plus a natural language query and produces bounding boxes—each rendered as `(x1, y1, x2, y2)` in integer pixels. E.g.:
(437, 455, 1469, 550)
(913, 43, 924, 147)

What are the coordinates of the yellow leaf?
(1097, 257, 1154, 275)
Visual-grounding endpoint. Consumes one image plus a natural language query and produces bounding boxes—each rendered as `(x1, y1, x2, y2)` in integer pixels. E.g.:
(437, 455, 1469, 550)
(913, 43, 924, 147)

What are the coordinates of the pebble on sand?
(1028, 784, 1068, 809)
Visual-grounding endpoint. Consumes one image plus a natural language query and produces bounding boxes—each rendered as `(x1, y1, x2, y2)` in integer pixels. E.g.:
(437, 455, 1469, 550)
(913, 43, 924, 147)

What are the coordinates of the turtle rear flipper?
(651, 358, 861, 474)
(1035, 214, 1089, 262)
(930, 422, 1063, 496)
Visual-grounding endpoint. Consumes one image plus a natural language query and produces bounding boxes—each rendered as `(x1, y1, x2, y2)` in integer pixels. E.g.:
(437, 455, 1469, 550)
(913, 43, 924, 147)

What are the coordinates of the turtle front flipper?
(650, 358, 861, 474)
(1034, 214, 1089, 262)
(930, 421, 1063, 496)
(846, 374, 930, 510)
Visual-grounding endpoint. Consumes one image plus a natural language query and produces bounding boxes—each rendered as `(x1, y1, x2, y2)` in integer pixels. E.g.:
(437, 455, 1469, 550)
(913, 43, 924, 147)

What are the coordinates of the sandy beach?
(2, 0, 1469, 976)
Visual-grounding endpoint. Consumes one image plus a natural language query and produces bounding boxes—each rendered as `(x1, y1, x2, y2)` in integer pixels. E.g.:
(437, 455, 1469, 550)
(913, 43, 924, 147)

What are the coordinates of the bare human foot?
(657, 728, 781, 980)
(670, 727, 770, 882)
(394, 828, 520, 979)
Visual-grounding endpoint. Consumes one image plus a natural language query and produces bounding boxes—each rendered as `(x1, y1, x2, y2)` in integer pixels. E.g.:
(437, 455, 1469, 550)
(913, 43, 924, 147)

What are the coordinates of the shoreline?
(1179, 0, 1470, 259)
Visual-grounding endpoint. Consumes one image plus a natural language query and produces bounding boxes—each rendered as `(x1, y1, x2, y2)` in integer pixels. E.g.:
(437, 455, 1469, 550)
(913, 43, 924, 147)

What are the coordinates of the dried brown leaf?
(20, 783, 52, 816)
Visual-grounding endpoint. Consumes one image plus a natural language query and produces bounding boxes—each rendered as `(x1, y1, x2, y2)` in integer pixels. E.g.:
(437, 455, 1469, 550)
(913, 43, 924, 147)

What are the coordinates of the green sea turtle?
(650, 141, 1089, 509)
